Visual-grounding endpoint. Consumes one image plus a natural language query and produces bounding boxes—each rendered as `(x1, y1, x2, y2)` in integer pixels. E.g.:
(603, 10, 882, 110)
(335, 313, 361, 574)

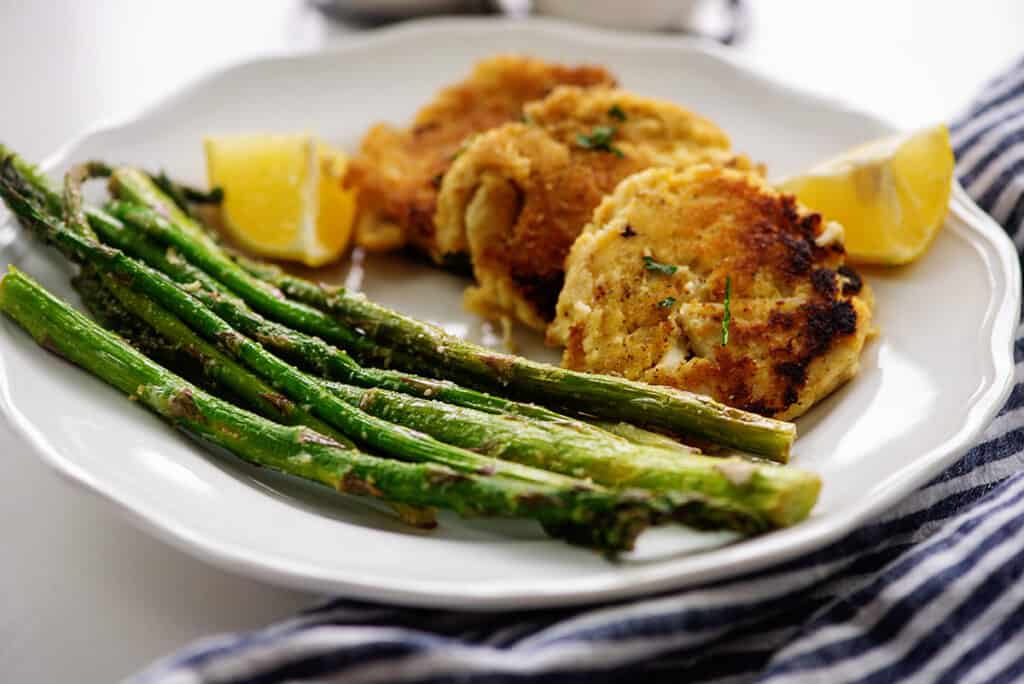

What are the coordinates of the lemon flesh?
(778, 124, 954, 265)
(204, 134, 356, 267)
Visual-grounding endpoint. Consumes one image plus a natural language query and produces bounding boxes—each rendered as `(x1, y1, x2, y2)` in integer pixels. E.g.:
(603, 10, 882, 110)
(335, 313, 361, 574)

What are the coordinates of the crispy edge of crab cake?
(438, 122, 619, 330)
(435, 87, 746, 330)
(523, 85, 731, 155)
(346, 55, 616, 256)
(548, 165, 874, 420)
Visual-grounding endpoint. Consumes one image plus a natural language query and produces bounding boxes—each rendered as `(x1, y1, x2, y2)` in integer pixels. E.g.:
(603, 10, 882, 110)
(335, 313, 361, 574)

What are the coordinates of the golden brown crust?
(435, 87, 750, 330)
(442, 123, 626, 329)
(549, 165, 874, 420)
(346, 55, 616, 254)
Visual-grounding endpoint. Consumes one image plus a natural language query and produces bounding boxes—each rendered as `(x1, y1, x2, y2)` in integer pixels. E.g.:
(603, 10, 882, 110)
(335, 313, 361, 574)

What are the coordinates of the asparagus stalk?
(147, 169, 222, 221)
(92, 215, 700, 458)
(0, 159, 821, 530)
(327, 382, 818, 524)
(74, 209, 692, 452)
(62, 162, 112, 236)
(106, 169, 796, 461)
(72, 267, 439, 529)
(58, 164, 364, 446)
(73, 268, 201, 377)
(87, 204, 590, 424)
(77, 261, 699, 475)
(84, 210, 707, 457)
(5, 151, 707, 458)
(72, 267, 350, 444)
(590, 421, 703, 455)
(83, 209, 819, 524)
(61, 165, 343, 436)
(73, 265, 820, 529)
(0, 267, 663, 552)
(273, 270, 798, 460)
(7, 154, 736, 458)
(0, 167, 587, 490)
(0, 144, 62, 216)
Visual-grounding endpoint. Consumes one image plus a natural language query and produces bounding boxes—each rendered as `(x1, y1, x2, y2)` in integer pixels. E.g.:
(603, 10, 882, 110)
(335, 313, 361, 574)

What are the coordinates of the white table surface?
(1, 1, 1021, 681)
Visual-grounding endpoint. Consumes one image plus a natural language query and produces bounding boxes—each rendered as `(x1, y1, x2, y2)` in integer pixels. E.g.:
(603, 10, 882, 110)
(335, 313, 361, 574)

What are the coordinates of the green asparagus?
(326, 382, 818, 524)
(72, 267, 440, 529)
(73, 267, 350, 444)
(0, 158, 821, 530)
(106, 168, 797, 461)
(7, 151, 716, 457)
(0, 165, 589, 490)
(11, 155, 783, 461)
(148, 169, 222, 221)
(84, 206, 729, 458)
(58, 162, 357, 446)
(88, 204, 597, 425)
(74, 268, 207, 380)
(75, 265, 821, 529)
(0, 267, 664, 552)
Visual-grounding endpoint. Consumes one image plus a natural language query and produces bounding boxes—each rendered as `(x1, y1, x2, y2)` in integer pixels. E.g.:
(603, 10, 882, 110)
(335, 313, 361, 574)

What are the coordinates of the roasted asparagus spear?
(0, 267, 665, 552)
(106, 168, 797, 461)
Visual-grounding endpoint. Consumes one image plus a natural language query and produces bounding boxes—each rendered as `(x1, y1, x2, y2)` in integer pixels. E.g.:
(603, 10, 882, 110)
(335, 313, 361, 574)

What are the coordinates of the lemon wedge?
(778, 124, 954, 265)
(204, 134, 357, 267)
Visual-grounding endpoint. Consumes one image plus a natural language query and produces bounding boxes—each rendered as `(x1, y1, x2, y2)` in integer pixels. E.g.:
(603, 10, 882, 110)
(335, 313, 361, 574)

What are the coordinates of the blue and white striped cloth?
(134, 56, 1024, 684)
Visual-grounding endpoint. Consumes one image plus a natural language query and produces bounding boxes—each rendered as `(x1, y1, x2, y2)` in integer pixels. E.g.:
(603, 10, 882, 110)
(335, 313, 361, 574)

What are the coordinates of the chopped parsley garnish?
(643, 255, 678, 275)
(657, 296, 676, 308)
(576, 125, 625, 157)
(621, 224, 637, 238)
(519, 113, 531, 124)
(721, 276, 732, 346)
(608, 104, 627, 121)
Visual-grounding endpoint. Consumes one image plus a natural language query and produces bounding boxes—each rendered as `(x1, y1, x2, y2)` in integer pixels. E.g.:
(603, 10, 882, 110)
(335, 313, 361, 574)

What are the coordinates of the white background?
(1, 1, 1022, 680)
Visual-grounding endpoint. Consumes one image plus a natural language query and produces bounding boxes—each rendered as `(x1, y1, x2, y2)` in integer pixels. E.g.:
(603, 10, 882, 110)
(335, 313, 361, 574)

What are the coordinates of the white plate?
(0, 18, 1019, 609)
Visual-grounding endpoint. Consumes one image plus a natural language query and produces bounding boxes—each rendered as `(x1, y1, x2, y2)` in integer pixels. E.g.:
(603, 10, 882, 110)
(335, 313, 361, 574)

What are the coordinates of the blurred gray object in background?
(533, 0, 699, 31)
(311, 0, 496, 22)
(534, 0, 743, 42)
(312, 0, 744, 43)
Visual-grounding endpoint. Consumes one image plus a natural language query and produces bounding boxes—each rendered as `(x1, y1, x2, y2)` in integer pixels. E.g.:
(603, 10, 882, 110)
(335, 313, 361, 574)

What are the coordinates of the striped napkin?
(133, 57, 1024, 684)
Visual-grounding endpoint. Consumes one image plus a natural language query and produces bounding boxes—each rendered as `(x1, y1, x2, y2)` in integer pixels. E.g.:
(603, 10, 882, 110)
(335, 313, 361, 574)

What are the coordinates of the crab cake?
(346, 55, 616, 255)
(435, 86, 751, 330)
(547, 165, 874, 420)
